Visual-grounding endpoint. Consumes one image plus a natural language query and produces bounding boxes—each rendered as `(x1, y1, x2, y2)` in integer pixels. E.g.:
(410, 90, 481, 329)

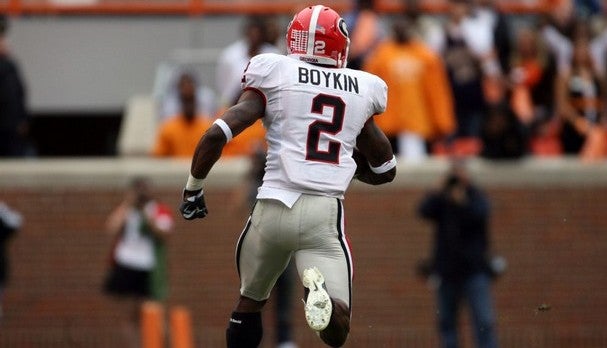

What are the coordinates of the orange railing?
(0, 0, 551, 16)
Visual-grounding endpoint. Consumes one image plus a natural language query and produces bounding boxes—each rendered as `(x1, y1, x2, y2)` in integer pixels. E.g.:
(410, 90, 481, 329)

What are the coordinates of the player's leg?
(226, 296, 266, 348)
(320, 298, 350, 347)
(227, 200, 296, 348)
(295, 196, 352, 347)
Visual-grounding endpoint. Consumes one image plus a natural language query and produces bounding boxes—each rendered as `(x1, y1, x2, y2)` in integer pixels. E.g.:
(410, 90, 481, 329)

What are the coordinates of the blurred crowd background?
(1, 0, 607, 347)
(1, 0, 607, 162)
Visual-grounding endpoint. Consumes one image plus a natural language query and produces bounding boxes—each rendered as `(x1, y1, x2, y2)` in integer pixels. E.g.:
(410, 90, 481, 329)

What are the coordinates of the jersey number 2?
(306, 94, 345, 164)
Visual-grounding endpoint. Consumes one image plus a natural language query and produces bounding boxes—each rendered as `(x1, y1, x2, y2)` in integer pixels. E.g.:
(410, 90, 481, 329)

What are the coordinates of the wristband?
(369, 155, 397, 174)
(213, 119, 233, 142)
(185, 174, 204, 191)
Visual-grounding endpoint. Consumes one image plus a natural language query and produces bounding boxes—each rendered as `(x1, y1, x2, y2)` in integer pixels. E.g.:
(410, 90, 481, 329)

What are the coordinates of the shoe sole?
(303, 267, 332, 331)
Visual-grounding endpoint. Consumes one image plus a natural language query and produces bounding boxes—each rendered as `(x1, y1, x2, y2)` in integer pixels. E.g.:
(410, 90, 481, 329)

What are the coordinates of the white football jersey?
(242, 53, 387, 207)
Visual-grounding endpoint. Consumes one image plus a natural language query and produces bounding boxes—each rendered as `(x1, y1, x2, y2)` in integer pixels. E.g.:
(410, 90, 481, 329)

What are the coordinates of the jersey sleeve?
(240, 53, 281, 93)
(371, 76, 388, 116)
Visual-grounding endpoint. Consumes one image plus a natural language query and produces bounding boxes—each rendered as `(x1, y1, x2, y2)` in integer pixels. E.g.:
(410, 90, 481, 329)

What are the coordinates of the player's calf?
(225, 311, 262, 348)
(319, 298, 350, 347)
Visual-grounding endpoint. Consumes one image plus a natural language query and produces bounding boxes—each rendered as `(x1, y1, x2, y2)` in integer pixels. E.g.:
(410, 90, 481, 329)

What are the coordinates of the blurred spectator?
(151, 72, 213, 158)
(364, 16, 455, 161)
(590, 23, 607, 79)
(436, 0, 500, 143)
(509, 26, 560, 155)
(0, 201, 22, 318)
(262, 15, 285, 52)
(473, 0, 512, 75)
(417, 161, 501, 348)
(540, 0, 577, 75)
(215, 15, 278, 157)
(157, 68, 217, 122)
(216, 15, 280, 109)
(343, 0, 386, 70)
(555, 36, 606, 159)
(519, 5, 607, 157)
(0, 15, 32, 158)
(510, 27, 557, 127)
(539, 3, 607, 103)
(480, 100, 528, 159)
(574, 0, 602, 18)
(103, 177, 174, 304)
(401, 0, 444, 53)
(470, 0, 527, 160)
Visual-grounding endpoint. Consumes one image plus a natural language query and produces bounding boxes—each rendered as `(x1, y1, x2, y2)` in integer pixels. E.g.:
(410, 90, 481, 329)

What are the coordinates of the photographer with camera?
(417, 161, 500, 348)
(103, 176, 174, 340)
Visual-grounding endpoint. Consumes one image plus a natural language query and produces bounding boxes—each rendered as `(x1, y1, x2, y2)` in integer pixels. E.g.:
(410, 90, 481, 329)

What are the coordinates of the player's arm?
(180, 89, 265, 219)
(354, 116, 396, 185)
(190, 89, 264, 180)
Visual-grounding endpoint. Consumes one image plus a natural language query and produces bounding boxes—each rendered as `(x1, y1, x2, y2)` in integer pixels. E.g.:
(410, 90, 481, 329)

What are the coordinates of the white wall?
(8, 15, 249, 112)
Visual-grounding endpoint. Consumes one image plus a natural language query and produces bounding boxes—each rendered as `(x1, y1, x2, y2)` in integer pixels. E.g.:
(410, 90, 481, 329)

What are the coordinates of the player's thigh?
(236, 200, 294, 302)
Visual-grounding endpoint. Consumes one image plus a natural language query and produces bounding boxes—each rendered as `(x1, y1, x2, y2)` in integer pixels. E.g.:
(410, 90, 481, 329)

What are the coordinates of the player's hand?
(179, 189, 208, 220)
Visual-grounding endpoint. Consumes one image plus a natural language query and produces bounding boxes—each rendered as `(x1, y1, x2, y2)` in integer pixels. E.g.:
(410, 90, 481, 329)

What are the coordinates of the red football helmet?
(286, 5, 350, 68)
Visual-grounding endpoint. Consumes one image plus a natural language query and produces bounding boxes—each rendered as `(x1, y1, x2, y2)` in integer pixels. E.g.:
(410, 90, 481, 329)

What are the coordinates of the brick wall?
(2, 179, 606, 347)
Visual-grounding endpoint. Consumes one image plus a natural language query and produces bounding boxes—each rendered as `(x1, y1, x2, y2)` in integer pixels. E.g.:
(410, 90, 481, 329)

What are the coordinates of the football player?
(180, 5, 396, 347)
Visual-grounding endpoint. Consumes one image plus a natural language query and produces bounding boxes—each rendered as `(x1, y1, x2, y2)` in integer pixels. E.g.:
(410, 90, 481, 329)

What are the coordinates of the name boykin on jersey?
(297, 66, 360, 94)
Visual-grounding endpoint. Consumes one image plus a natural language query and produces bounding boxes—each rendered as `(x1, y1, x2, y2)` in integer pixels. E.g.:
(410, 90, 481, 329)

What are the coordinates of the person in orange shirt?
(152, 73, 213, 158)
(364, 16, 455, 161)
(344, 0, 385, 70)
